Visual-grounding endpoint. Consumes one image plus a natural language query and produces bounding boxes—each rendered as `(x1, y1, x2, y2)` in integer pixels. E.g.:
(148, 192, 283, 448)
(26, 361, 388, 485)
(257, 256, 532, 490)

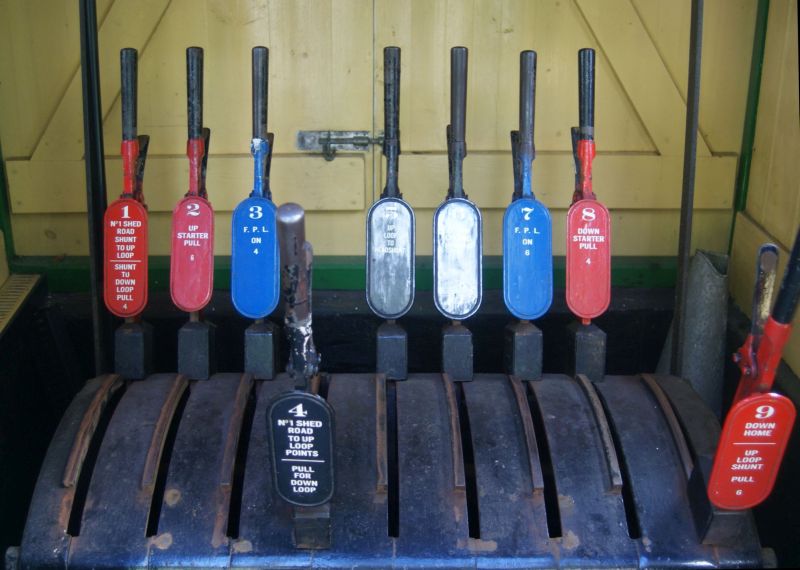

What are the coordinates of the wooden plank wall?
(0, 0, 756, 257)
(730, 0, 799, 375)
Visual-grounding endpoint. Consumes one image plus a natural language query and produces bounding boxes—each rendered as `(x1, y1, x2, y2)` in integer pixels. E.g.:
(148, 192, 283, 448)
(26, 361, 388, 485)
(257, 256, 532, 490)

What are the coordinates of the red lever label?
(566, 199, 611, 319)
(170, 196, 214, 312)
(708, 392, 795, 510)
(103, 198, 148, 317)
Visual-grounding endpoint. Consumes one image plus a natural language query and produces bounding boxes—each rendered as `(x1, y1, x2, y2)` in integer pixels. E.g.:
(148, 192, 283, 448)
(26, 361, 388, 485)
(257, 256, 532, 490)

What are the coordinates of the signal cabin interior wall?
(0, 0, 798, 369)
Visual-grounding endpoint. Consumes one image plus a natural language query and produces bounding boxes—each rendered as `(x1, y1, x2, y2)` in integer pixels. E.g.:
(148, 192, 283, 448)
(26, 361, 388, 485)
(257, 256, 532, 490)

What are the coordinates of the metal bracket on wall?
(296, 130, 383, 161)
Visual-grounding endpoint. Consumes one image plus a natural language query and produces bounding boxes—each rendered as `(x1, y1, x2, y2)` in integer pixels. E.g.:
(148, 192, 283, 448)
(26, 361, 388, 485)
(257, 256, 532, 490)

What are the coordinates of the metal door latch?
(296, 130, 383, 161)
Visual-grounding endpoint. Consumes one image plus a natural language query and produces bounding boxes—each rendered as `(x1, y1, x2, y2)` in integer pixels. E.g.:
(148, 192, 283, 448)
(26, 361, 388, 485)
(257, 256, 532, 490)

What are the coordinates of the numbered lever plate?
(366, 197, 415, 319)
(268, 391, 334, 506)
(566, 199, 611, 319)
(708, 392, 796, 510)
(231, 197, 279, 319)
(170, 196, 214, 312)
(103, 198, 148, 317)
(502, 197, 553, 320)
(433, 199, 483, 320)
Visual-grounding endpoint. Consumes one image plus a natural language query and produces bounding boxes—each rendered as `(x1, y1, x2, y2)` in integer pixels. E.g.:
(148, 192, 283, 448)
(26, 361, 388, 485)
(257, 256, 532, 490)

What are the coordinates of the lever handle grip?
(384, 46, 400, 143)
(450, 46, 468, 143)
(579, 48, 595, 137)
(121, 48, 137, 141)
(252, 46, 269, 140)
(186, 47, 204, 140)
(518, 50, 536, 156)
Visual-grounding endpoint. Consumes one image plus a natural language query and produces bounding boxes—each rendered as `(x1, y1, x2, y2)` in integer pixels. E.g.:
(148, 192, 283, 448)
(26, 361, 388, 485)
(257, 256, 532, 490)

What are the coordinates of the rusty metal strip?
(375, 374, 388, 493)
(220, 374, 254, 487)
(214, 374, 255, 549)
(62, 374, 123, 488)
(441, 373, 466, 490)
(309, 374, 321, 396)
(576, 374, 623, 492)
(141, 375, 189, 489)
(641, 373, 695, 479)
(508, 376, 545, 493)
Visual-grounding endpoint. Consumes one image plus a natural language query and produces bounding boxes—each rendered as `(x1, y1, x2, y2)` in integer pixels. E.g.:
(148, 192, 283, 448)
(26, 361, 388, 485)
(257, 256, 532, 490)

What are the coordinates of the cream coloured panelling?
(729, 0, 798, 375)
(1, 0, 757, 256)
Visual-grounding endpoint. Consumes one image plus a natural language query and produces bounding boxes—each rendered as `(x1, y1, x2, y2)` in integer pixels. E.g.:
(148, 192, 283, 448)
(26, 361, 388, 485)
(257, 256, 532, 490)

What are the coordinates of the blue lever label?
(502, 197, 552, 319)
(231, 196, 279, 319)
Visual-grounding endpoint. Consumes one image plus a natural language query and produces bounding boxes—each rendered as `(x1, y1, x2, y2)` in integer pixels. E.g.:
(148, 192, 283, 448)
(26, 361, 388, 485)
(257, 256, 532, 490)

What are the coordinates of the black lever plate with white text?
(267, 391, 334, 506)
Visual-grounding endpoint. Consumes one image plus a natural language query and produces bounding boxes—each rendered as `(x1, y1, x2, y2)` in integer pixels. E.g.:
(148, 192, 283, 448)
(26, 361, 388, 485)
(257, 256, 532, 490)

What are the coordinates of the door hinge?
(296, 130, 384, 161)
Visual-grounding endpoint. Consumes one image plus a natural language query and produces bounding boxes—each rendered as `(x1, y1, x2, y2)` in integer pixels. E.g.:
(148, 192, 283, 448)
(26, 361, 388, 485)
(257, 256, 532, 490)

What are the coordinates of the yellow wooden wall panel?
(374, 0, 655, 153)
(745, 0, 799, 249)
(0, 0, 113, 158)
(6, 155, 365, 213)
(576, 0, 711, 157)
(1, 0, 758, 257)
(32, 0, 172, 161)
(389, 154, 735, 209)
(633, 0, 757, 153)
(729, 0, 799, 375)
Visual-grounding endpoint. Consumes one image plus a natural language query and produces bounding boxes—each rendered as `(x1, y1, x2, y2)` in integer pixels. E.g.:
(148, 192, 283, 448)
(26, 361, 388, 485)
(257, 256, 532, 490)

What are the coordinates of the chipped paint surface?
(433, 199, 482, 319)
(366, 198, 415, 318)
(151, 532, 173, 550)
(163, 488, 181, 507)
(562, 529, 580, 550)
(458, 537, 499, 552)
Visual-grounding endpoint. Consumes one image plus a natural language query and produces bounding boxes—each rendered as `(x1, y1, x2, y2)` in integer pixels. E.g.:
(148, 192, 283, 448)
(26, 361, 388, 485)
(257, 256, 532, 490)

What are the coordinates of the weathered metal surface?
(68, 375, 180, 568)
(376, 320, 407, 380)
(575, 374, 623, 491)
(177, 320, 216, 380)
(243, 321, 275, 380)
(62, 375, 123, 488)
(503, 320, 543, 381)
(596, 375, 764, 567)
(19, 373, 765, 568)
(568, 321, 606, 383)
(463, 375, 551, 560)
(395, 374, 470, 562)
(508, 375, 545, 492)
(641, 373, 695, 478)
(113, 320, 153, 380)
(366, 198, 415, 319)
(441, 322, 474, 381)
(278, 203, 320, 387)
(150, 374, 251, 567)
(529, 375, 635, 566)
(374, 374, 389, 494)
(19, 377, 115, 569)
(327, 374, 393, 563)
(232, 375, 300, 568)
(654, 375, 761, 547)
(140, 375, 188, 489)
